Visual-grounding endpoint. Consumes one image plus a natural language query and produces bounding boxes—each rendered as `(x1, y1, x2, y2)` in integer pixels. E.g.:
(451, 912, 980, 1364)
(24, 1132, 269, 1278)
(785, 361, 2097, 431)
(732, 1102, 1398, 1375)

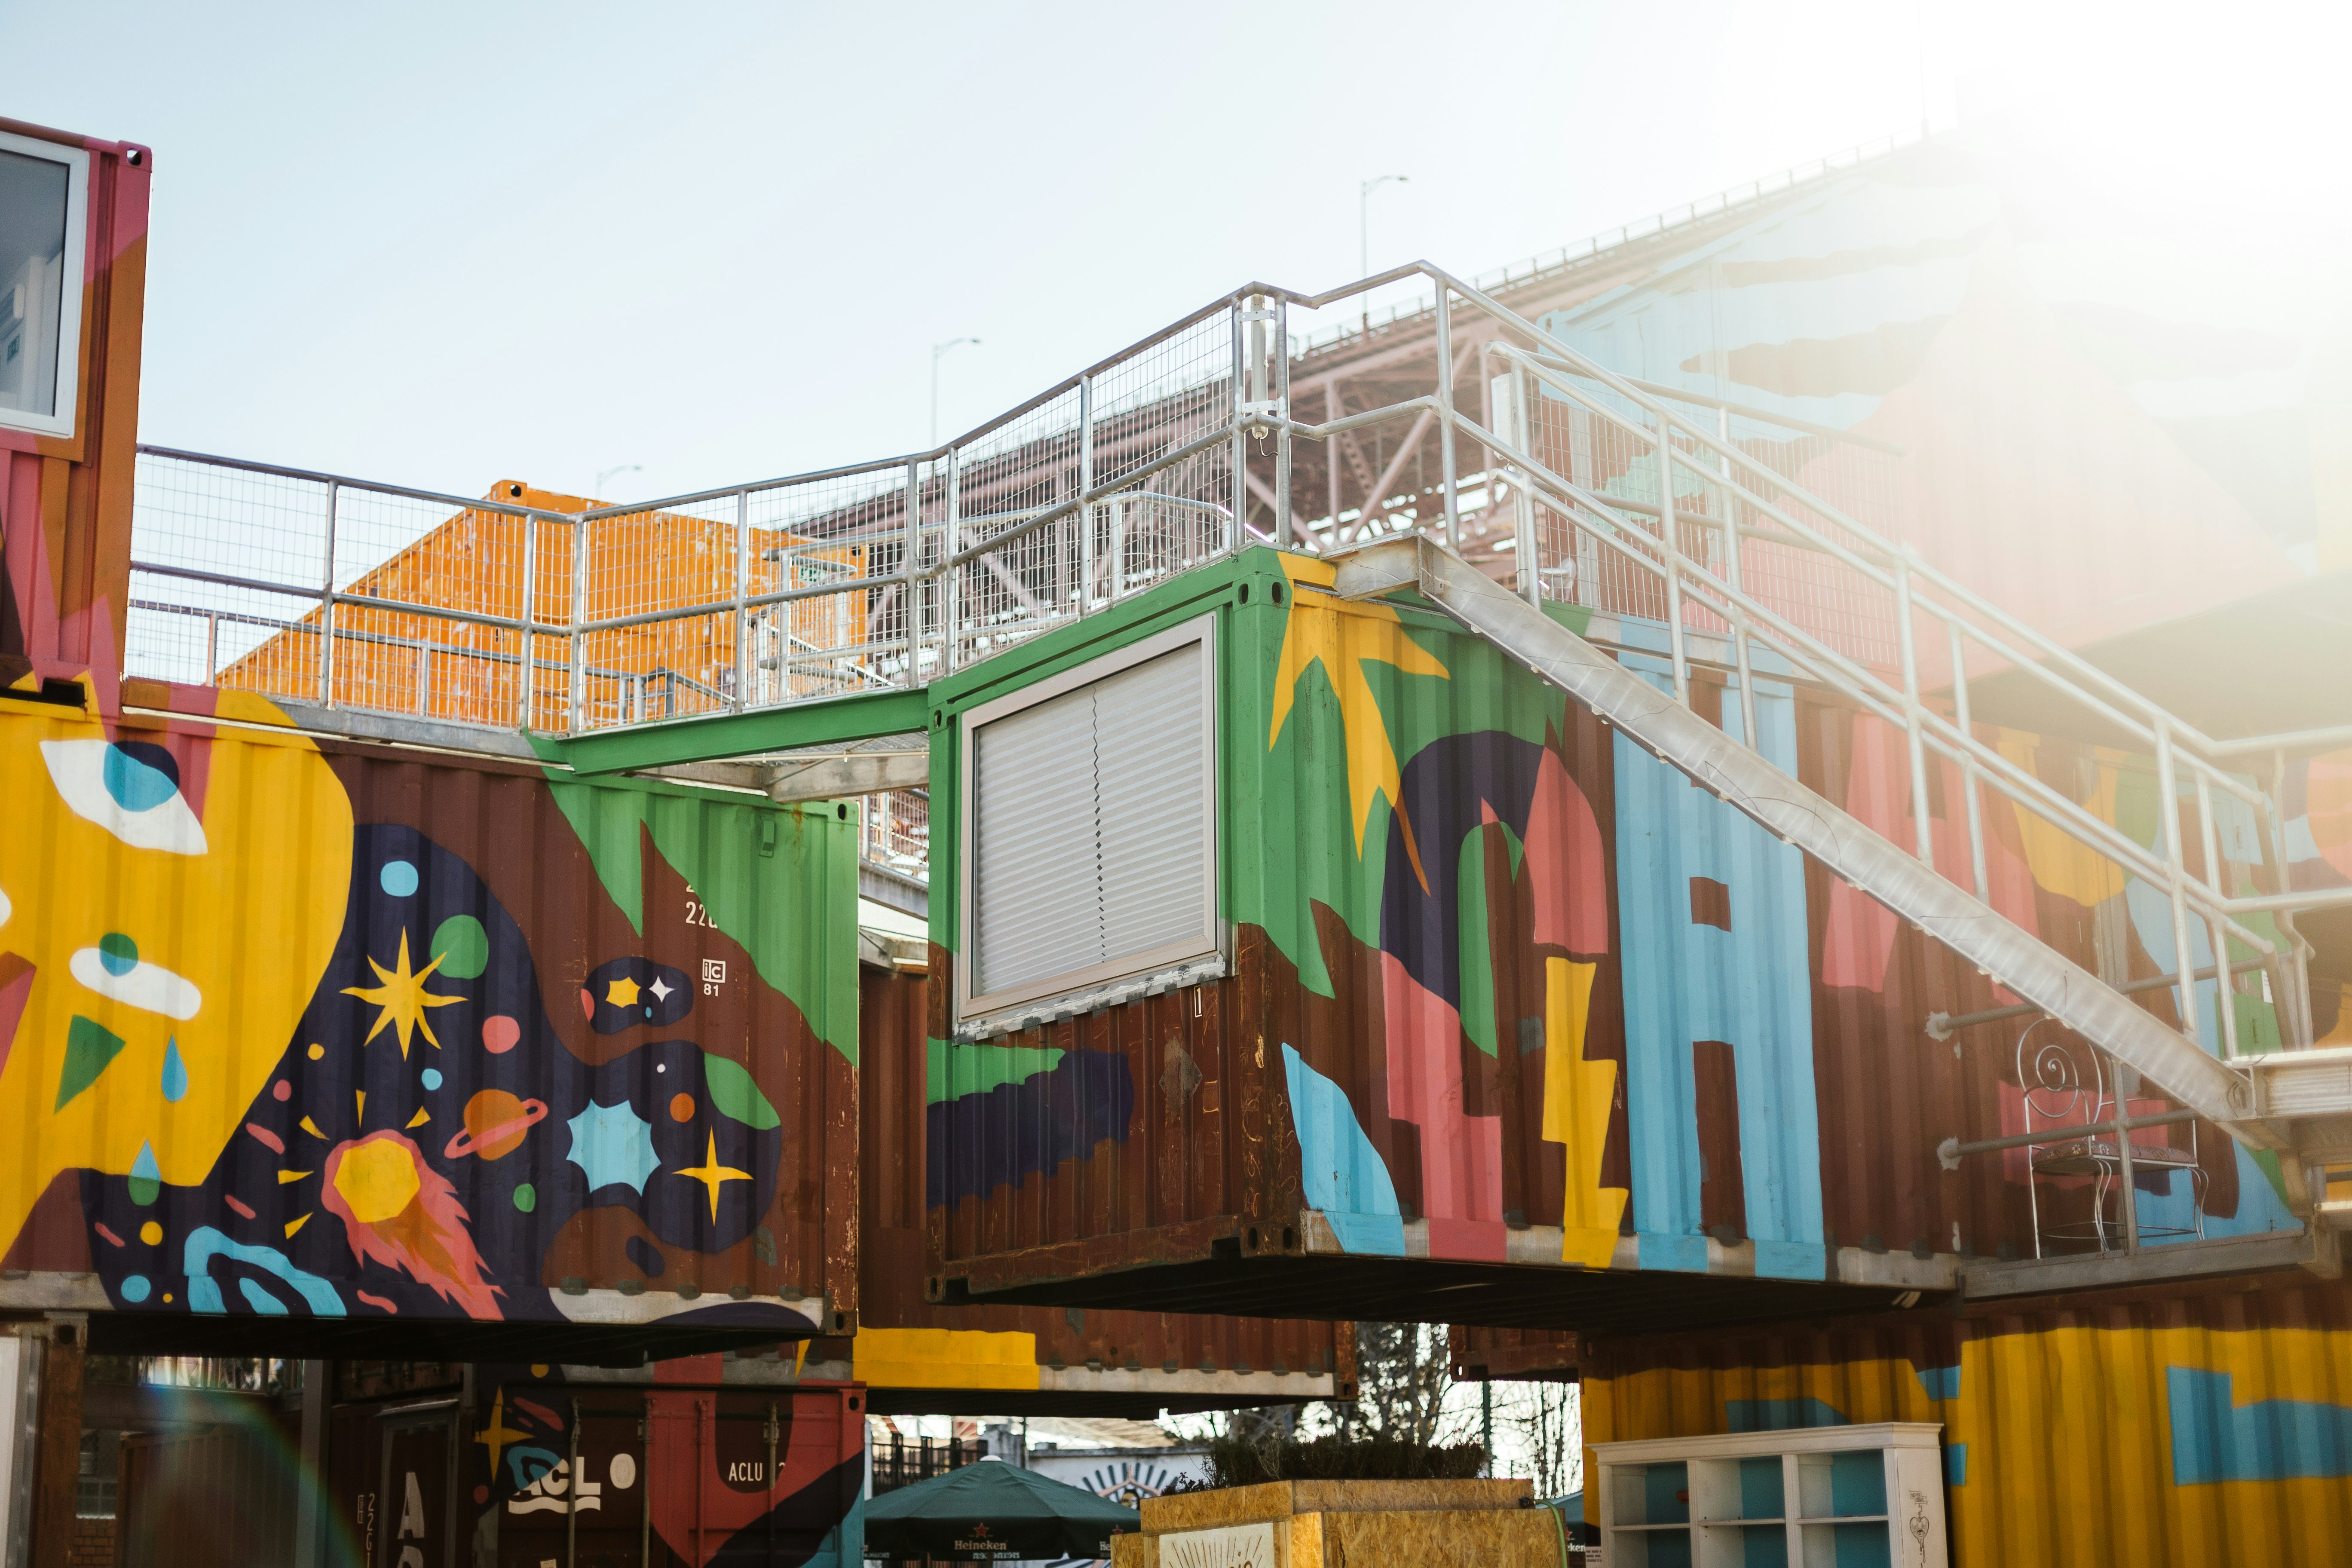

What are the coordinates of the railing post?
(903, 461, 922, 685)
(1949, 618, 1989, 902)
(1654, 415, 1691, 708)
(1715, 404, 1758, 751)
(416, 635, 430, 716)
(2153, 717, 2205, 1043)
(316, 480, 339, 708)
(1229, 298, 1248, 555)
(1108, 499, 1124, 607)
(1489, 369, 1540, 607)
(515, 511, 539, 729)
(203, 612, 217, 687)
(942, 447, 961, 675)
(1077, 374, 1094, 616)
(568, 514, 590, 733)
(2107, 1054, 2142, 1254)
(1435, 288, 1460, 551)
(1326, 380, 1343, 543)
(733, 489, 751, 711)
(1894, 555, 1933, 865)
(2266, 745, 2316, 1052)
(2195, 771, 2242, 1060)
(1274, 296, 1294, 548)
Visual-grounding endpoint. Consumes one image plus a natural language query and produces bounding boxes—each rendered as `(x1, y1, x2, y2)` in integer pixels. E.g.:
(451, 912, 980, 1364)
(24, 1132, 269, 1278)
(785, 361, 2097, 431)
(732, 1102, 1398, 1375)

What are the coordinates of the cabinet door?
(378, 1419, 454, 1568)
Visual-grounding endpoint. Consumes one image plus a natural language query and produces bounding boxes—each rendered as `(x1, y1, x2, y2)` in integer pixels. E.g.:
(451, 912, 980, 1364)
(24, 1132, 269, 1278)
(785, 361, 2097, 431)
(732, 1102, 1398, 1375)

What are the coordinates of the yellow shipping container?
(1584, 1283, 2352, 1567)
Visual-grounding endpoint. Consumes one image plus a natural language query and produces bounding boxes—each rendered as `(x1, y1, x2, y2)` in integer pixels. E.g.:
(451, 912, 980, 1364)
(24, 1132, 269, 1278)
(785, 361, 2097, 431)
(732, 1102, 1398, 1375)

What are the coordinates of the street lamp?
(931, 337, 981, 448)
(594, 464, 641, 499)
(1360, 174, 1409, 331)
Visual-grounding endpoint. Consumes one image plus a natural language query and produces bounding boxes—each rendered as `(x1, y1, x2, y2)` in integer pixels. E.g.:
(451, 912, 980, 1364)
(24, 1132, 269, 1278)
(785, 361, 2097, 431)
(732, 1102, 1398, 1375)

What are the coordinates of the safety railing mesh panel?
(1521, 371, 1902, 670)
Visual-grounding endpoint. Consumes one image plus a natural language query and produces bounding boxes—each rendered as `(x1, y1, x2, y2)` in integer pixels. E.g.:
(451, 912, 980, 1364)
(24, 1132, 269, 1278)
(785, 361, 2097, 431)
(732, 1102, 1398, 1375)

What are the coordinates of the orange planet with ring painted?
(444, 1090, 549, 1161)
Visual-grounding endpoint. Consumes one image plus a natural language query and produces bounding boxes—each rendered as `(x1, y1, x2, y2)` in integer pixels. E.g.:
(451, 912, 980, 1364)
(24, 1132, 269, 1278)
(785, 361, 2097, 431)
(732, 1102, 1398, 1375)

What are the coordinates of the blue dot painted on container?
(380, 860, 420, 897)
(161, 1039, 190, 1102)
(422, 1068, 443, 1091)
(120, 1275, 151, 1304)
(98, 932, 139, 977)
(101, 744, 181, 812)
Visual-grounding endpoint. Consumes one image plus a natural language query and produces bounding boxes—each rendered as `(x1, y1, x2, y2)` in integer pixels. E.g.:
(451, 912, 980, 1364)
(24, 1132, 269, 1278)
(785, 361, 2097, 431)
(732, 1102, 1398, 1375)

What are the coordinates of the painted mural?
(468, 1363, 864, 1568)
(923, 548, 2303, 1285)
(0, 682, 854, 1332)
(1533, 127, 2331, 655)
(1583, 1285, 2352, 1566)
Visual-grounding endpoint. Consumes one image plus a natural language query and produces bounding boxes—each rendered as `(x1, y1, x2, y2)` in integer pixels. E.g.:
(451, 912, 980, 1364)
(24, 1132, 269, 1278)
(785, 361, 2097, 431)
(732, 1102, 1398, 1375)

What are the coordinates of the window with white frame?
(959, 614, 1219, 1025)
(0, 131, 89, 438)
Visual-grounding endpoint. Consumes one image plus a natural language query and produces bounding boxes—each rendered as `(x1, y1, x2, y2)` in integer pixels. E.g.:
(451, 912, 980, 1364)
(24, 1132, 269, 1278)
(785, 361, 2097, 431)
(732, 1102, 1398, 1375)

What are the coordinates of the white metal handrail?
(125, 255, 2352, 1062)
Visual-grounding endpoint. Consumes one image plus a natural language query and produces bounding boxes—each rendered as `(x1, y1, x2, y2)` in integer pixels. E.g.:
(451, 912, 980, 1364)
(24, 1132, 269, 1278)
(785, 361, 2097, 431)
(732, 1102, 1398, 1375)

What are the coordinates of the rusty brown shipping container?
(325, 1368, 867, 1568)
(916, 552, 2295, 1335)
(826, 960, 1355, 1416)
(1449, 1325, 1580, 1383)
(117, 1406, 303, 1568)
(0, 696, 859, 1362)
(0, 116, 151, 704)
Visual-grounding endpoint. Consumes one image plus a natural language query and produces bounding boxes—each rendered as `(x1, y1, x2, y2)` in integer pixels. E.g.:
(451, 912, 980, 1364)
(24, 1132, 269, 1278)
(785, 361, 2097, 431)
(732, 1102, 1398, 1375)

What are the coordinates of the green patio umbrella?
(863, 1459, 1140, 1561)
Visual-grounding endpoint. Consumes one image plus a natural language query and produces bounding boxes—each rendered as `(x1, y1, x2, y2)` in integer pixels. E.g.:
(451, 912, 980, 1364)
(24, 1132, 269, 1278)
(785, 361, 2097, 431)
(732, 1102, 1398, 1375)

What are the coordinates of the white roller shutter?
(968, 626, 1214, 1010)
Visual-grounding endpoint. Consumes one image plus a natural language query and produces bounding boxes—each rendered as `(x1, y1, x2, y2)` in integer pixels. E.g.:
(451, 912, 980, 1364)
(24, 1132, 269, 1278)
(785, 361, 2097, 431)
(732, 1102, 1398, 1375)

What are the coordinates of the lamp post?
(931, 337, 981, 448)
(1360, 174, 1408, 332)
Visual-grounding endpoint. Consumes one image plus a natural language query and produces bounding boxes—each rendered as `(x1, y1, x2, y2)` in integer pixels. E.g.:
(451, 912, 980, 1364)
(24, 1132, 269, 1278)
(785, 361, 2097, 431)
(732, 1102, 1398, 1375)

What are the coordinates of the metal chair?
(2016, 1020, 2206, 1257)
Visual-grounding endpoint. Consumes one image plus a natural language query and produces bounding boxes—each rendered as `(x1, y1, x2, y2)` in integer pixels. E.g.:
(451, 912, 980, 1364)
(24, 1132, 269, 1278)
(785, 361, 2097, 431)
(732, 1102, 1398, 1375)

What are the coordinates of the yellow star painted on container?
(1267, 554, 1449, 851)
(340, 930, 462, 1058)
(606, 976, 641, 1008)
(473, 1389, 529, 1477)
(673, 1131, 753, 1220)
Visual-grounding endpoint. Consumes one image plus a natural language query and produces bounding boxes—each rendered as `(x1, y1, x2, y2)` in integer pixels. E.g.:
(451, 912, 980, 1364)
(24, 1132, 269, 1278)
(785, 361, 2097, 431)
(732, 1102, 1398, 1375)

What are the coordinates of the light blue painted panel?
(1613, 647, 1825, 1280)
(1280, 1044, 1406, 1256)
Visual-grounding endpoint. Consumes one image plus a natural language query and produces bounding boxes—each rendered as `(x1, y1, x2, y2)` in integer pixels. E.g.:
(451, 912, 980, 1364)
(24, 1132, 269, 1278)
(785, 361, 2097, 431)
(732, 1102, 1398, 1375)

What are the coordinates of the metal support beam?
(764, 751, 928, 802)
(548, 686, 931, 775)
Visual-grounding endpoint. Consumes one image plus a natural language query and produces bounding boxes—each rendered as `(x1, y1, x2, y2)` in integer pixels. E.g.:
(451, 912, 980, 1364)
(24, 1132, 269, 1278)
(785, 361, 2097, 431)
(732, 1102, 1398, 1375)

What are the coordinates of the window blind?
(972, 640, 1210, 1002)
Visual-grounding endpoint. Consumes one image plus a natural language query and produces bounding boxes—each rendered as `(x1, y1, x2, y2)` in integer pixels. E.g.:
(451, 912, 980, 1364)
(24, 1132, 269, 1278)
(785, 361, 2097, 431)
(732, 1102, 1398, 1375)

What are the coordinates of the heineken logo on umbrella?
(865, 1458, 1137, 1562)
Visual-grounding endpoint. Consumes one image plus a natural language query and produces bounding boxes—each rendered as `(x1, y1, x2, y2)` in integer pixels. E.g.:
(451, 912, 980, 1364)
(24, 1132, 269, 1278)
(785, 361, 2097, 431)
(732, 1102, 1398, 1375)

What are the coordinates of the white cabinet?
(1592, 1421, 1947, 1568)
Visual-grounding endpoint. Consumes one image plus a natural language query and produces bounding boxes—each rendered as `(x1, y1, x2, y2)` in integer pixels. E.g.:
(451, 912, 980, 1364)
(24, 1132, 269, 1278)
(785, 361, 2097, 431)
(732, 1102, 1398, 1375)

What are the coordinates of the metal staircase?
(1291, 266, 2352, 1244)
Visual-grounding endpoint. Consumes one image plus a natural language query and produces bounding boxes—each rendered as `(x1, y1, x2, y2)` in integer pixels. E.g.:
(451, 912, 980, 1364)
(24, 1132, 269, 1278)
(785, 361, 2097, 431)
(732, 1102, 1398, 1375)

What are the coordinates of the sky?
(14, 0, 2344, 508)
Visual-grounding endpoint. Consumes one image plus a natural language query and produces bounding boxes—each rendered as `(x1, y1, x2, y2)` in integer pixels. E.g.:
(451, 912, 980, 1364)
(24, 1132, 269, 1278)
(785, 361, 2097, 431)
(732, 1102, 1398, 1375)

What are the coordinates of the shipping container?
(918, 548, 2299, 1333)
(0, 690, 859, 1360)
(0, 116, 150, 702)
(117, 1401, 303, 1568)
(459, 1365, 864, 1568)
(1580, 1279, 2352, 1568)
(1448, 1325, 1579, 1383)
(208, 482, 871, 732)
(833, 961, 1354, 1416)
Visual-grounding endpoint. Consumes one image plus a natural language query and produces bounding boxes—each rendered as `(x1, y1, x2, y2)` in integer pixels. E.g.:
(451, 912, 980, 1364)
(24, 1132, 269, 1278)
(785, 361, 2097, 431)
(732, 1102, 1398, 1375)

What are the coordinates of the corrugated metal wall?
(1449, 1325, 1580, 1382)
(466, 1372, 865, 1568)
(919, 550, 2290, 1332)
(1583, 1281, 2352, 1568)
(0, 704, 858, 1354)
(120, 1409, 303, 1568)
(851, 962, 1350, 1412)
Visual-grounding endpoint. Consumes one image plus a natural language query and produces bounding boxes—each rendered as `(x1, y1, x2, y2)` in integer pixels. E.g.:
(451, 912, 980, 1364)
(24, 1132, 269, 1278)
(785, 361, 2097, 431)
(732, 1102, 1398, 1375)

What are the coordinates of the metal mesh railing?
(1516, 368, 1902, 669)
(861, 789, 930, 880)
(126, 299, 1246, 733)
